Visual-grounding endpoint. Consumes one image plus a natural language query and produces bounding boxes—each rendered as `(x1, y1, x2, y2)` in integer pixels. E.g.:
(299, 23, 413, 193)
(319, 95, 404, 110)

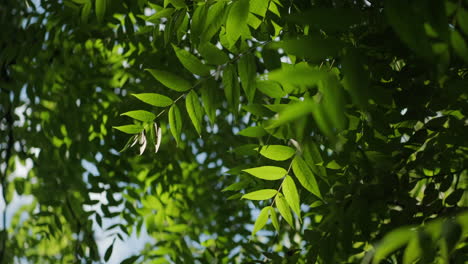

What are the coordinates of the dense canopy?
(1, 0, 467, 263)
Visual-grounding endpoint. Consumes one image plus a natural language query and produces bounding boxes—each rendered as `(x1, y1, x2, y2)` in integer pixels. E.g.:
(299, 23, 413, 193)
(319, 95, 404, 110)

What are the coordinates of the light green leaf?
(168, 104, 182, 145)
(226, 0, 250, 46)
(276, 193, 293, 227)
(237, 126, 267, 138)
(113, 125, 144, 134)
(222, 64, 240, 116)
(200, 1, 226, 42)
(403, 236, 421, 264)
(238, 53, 256, 103)
(256, 145, 295, 161)
(121, 110, 156, 122)
(268, 64, 327, 87)
(172, 45, 211, 76)
(265, 100, 312, 129)
(373, 227, 414, 264)
(146, 69, 191, 92)
(292, 156, 322, 199)
(250, 0, 269, 17)
(132, 93, 173, 107)
(326, 160, 342, 170)
(95, 0, 106, 23)
(242, 189, 277, 200)
(190, 3, 207, 44)
(252, 207, 270, 236)
(199, 43, 229, 65)
(257, 80, 286, 98)
(282, 176, 301, 218)
(185, 90, 204, 135)
(269, 207, 280, 231)
(200, 79, 217, 125)
(81, 2, 91, 23)
(146, 8, 175, 23)
(243, 166, 287, 180)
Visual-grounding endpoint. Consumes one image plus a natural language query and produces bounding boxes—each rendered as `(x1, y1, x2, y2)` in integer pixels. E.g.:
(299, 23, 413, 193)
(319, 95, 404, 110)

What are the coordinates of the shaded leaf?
(185, 90, 204, 135)
(113, 125, 144, 134)
(269, 207, 280, 231)
(226, 0, 250, 46)
(238, 53, 256, 103)
(199, 43, 229, 65)
(282, 175, 300, 218)
(172, 45, 211, 76)
(95, 0, 106, 23)
(222, 64, 240, 116)
(237, 126, 267, 138)
(132, 93, 173, 107)
(276, 193, 293, 227)
(168, 104, 182, 145)
(146, 69, 191, 92)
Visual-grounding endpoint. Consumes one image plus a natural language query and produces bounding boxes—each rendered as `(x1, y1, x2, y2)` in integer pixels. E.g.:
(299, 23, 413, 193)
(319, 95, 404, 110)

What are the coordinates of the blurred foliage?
(0, 0, 467, 263)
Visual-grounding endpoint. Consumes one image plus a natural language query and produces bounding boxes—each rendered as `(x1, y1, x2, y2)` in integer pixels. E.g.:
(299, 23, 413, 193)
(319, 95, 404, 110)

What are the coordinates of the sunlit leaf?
(252, 206, 270, 236)
(172, 45, 211, 76)
(269, 207, 280, 231)
(242, 189, 277, 200)
(238, 53, 256, 103)
(243, 166, 287, 180)
(276, 193, 293, 227)
(373, 227, 414, 264)
(121, 110, 156, 122)
(132, 93, 173, 107)
(185, 90, 204, 135)
(95, 0, 106, 23)
(146, 69, 191, 92)
(292, 156, 322, 199)
(282, 175, 300, 218)
(256, 145, 295, 161)
(168, 104, 182, 145)
(113, 125, 144, 134)
(237, 126, 267, 138)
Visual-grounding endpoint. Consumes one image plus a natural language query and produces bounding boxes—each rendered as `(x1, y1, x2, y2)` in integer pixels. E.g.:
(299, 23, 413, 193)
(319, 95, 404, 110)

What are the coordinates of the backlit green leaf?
(113, 125, 144, 134)
(226, 0, 249, 46)
(146, 69, 191, 92)
(276, 193, 293, 227)
(282, 175, 300, 218)
(172, 45, 211, 76)
(373, 227, 414, 264)
(242, 189, 277, 200)
(238, 53, 256, 103)
(237, 126, 266, 138)
(269, 207, 280, 231)
(121, 110, 156, 122)
(292, 156, 322, 199)
(95, 0, 106, 23)
(256, 145, 295, 161)
(256, 80, 286, 98)
(168, 104, 182, 145)
(185, 90, 204, 135)
(252, 206, 270, 236)
(132, 93, 173, 107)
(222, 64, 240, 116)
(200, 79, 218, 125)
(243, 166, 287, 180)
(199, 43, 229, 65)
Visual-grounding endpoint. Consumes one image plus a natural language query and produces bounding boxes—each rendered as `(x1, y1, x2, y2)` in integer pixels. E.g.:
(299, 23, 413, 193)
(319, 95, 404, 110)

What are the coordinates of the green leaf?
(256, 80, 286, 98)
(121, 110, 156, 122)
(268, 64, 327, 87)
(451, 30, 468, 63)
(237, 126, 267, 138)
(146, 8, 175, 23)
(199, 43, 229, 65)
(256, 145, 295, 161)
(200, 79, 217, 125)
(243, 166, 287, 180)
(104, 242, 113, 262)
(95, 0, 106, 23)
(276, 193, 293, 227)
(168, 104, 182, 145)
(292, 156, 322, 199)
(146, 69, 191, 92)
(185, 90, 204, 135)
(341, 49, 370, 108)
(282, 176, 300, 218)
(242, 189, 277, 200)
(238, 53, 256, 103)
(222, 64, 240, 116)
(190, 3, 207, 44)
(265, 100, 312, 129)
(269, 37, 343, 62)
(172, 45, 211, 76)
(81, 2, 91, 23)
(269, 207, 280, 231)
(252, 206, 270, 236)
(373, 227, 414, 264)
(113, 125, 144, 134)
(250, 0, 269, 17)
(226, 0, 250, 46)
(200, 1, 226, 42)
(132, 93, 173, 107)
(403, 236, 421, 264)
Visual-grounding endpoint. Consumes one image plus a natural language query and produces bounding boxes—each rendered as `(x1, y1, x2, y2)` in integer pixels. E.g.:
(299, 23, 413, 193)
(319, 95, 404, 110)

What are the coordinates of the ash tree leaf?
(256, 145, 296, 161)
(95, 0, 106, 23)
(292, 156, 322, 199)
(265, 100, 312, 129)
(81, 2, 91, 23)
(252, 206, 270, 236)
(200, 1, 226, 43)
(242, 189, 277, 200)
(282, 176, 301, 218)
(222, 64, 240, 116)
(145, 69, 191, 92)
(104, 242, 113, 262)
(132, 93, 173, 107)
(373, 227, 414, 264)
(237, 126, 267, 138)
(238, 53, 257, 103)
(199, 43, 229, 65)
(168, 104, 182, 145)
(146, 8, 175, 23)
(243, 166, 287, 180)
(256, 80, 286, 98)
(250, 0, 269, 17)
(276, 193, 294, 227)
(226, 0, 250, 46)
(341, 48, 370, 108)
(172, 45, 211, 76)
(113, 125, 144, 134)
(200, 79, 217, 125)
(120, 110, 156, 122)
(269, 207, 280, 231)
(190, 3, 207, 45)
(451, 30, 468, 63)
(185, 90, 204, 135)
